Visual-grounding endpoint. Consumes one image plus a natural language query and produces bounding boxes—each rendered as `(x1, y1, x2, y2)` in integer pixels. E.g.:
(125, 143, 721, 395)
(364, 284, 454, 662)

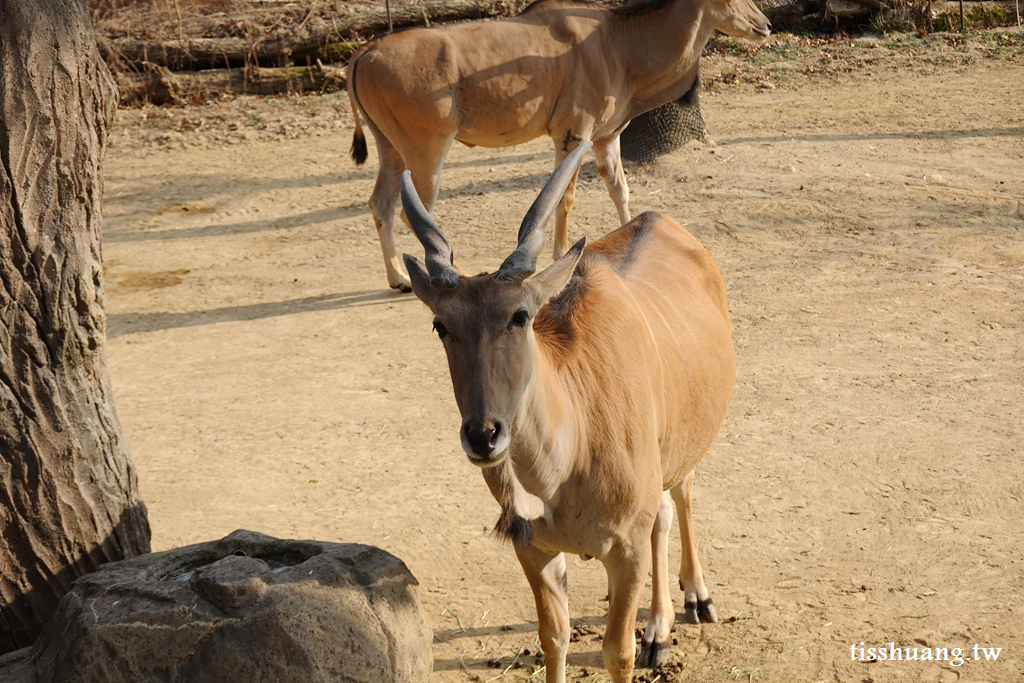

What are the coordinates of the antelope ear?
(525, 237, 586, 309)
(403, 254, 438, 309)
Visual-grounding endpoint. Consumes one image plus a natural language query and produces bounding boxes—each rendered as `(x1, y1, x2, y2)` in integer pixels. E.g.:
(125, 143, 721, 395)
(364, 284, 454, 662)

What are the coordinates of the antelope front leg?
(602, 541, 652, 683)
(670, 471, 717, 623)
(515, 546, 570, 683)
(592, 136, 631, 227)
(638, 492, 675, 668)
(551, 144, 583, 259)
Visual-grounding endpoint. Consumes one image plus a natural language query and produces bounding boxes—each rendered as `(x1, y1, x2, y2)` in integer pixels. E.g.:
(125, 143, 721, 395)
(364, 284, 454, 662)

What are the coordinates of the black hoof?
(393, 283, 412, 293)
(637, 635, 671, 669)
(683, 597, 717, 624)
(698, 598, 717, 623)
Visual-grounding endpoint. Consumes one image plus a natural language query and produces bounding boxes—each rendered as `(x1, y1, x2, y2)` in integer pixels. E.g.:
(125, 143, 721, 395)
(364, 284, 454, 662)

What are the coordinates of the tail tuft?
(351, 130, 368, 165)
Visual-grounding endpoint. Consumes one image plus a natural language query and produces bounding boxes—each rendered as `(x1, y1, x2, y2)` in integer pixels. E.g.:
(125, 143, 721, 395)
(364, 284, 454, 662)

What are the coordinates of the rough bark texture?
(0, 0, 151, 654)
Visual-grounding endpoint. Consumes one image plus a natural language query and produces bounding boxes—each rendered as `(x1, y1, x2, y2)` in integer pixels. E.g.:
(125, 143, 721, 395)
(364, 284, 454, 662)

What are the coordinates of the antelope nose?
(463, 420, 503, 458)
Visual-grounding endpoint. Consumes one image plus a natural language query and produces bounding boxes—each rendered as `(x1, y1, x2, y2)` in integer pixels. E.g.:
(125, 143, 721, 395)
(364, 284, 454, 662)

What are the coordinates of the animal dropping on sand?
(348, 0, 770, 290)
(402, 143, 737, 683)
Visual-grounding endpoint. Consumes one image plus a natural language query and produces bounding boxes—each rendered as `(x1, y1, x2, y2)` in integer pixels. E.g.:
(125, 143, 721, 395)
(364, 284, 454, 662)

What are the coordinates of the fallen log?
(112, 63, 347, 106)
(826, 0, 884, 19)
(760, 0, 883, 30)
(762, 0, 823, 30)
(98, 0, 530, 70)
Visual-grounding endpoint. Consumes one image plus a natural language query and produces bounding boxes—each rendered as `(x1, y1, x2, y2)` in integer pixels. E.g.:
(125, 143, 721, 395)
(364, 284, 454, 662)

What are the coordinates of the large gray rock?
(1, 530, 432, 683)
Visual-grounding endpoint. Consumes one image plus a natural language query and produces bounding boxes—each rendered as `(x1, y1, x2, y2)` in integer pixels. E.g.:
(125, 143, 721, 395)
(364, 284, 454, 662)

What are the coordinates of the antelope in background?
(402, 143, 736, 683)
(348, 0, 771, 290)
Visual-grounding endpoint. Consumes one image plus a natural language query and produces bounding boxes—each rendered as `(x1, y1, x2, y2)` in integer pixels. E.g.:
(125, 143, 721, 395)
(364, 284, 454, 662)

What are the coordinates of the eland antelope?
(348, 0, 770, 290)
(402, 143, 736, 683)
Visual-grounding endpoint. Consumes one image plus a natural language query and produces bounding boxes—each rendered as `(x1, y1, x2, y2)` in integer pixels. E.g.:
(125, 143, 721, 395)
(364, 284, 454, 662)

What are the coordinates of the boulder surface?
(7, 530, 432, 683)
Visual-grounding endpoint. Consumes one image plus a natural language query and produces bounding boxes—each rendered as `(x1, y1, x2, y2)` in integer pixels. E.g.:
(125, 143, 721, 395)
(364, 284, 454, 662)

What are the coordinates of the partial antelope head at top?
(349, 0, 771, 292)
(402, 145, 592, 467)
(707, 0, 772, 43)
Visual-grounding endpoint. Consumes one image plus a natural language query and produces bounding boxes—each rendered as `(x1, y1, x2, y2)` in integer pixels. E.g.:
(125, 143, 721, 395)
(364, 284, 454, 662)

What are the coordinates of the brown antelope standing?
(403, 143, 736, 683)
(348, 0, 770, 290)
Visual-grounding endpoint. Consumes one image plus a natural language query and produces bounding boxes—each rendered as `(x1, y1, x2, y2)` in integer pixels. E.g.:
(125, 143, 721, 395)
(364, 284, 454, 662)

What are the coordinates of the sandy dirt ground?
(100, 32, 1023, 682)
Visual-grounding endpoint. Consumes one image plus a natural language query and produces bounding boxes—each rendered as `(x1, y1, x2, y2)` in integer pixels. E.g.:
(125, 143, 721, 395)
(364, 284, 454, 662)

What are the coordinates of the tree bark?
(0, 0, 151, 654)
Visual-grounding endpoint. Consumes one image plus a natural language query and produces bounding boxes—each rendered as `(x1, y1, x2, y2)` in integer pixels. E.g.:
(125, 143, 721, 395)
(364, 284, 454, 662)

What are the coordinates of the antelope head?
(402, 144, 592, 467)
(707, 0, 771, 43)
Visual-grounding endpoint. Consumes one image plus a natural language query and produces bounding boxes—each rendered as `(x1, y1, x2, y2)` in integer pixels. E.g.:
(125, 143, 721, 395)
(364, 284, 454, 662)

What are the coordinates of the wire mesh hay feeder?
(620, 93, 708, 164)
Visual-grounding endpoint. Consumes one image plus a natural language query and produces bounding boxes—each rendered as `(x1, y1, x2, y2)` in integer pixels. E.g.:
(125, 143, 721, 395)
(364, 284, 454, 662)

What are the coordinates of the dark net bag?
(620, 91, 707, 164)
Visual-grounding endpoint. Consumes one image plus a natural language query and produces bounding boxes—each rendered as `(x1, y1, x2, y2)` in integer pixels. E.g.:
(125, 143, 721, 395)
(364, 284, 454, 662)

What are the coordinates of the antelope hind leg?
(670, 472, 717, 623)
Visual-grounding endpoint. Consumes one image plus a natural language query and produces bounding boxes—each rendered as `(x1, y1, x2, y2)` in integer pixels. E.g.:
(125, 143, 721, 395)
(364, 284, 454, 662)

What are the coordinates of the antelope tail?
(351, 122, 368, 166)
(348, 52, 369, 166)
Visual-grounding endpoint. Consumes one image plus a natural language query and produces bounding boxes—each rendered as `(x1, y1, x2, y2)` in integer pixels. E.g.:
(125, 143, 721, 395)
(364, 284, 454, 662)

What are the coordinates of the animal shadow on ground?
(431, 615, 611, 672)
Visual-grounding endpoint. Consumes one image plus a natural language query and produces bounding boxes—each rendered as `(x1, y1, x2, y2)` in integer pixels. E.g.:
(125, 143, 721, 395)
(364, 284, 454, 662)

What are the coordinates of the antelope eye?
(432, 320, 449, 339)
(509, 308, 529, 329)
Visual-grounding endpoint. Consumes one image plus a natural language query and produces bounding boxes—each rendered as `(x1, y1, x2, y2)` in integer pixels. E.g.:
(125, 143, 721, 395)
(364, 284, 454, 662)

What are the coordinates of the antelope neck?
(507, 334, 581, 506)
(617, 1, 710, 105)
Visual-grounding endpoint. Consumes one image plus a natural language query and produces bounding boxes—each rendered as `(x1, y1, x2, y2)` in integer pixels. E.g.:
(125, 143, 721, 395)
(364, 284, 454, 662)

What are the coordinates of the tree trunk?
(0, 0, 151, 654)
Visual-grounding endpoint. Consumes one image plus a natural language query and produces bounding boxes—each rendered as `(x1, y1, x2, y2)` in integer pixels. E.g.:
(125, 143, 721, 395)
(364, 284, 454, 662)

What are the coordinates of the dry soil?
(101, 31, 1024, 683)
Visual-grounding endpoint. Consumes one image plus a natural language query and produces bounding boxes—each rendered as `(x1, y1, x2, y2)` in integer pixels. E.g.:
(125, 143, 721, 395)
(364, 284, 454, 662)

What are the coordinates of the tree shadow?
(432, 649, 605, 672)
(436, 172, 553, 201)
(442, 150, 554, 169)
(430, 608, 710, 672)
(107, 288, 404, 338)
(432, 615, 609, 672)
(103, 203, 368, 243)
(719, 126, 1024, 146)
(104, 165, 569, 245)
(104, 170, 376, 209)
